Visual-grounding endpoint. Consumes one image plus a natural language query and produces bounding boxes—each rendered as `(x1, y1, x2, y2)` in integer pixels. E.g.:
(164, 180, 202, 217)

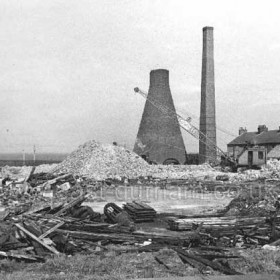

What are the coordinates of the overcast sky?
(0, 0, 280, 154)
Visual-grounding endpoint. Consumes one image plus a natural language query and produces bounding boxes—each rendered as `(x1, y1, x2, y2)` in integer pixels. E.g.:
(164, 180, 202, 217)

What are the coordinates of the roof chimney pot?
(257, 125, 268, 134)
(239, 127, 247, 135)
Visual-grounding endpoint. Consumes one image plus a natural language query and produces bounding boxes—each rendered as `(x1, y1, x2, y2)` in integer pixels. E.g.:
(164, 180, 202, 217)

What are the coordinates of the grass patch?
(0, 249, 197, 280)
(1, 248, 280, 279)
(229, 248, 280, 274)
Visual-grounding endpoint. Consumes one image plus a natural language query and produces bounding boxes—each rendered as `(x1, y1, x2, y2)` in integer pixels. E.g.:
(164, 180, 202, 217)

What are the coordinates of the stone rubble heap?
(47, 140, 280, 181)
(222, 185, 280, 217)
(147, 164, 223, 180)
(222, 160, 280, 183)
(262, 159, 280, 175)
(2, 139, 280, 183)
(49, 140, 228, 181)
(50, 140, 150, 180)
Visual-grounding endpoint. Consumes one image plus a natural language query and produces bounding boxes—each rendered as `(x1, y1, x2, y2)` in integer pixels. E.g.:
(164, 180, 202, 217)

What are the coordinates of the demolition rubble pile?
(50, 140, 229, 181)
(0, 192, 245, 275)
(146, 163, 224, 180)
(1, 164, 55, 179)
(45, 139, 280, 183)
(228, 159, 280, 182)
(222, 185, 280, 217)
(0, 188, 276, 276)
(51, 140, 150, 180)
(0, 165, 265, 276)
(0, 170, 80, 217)
(0, 189, 159, 258)
(2, 139, 280, 183)
(167, 213, 279, 248)
(1, 162, 280, 275)
(262, 159, 280, 178)
(168, 184, 280, 248)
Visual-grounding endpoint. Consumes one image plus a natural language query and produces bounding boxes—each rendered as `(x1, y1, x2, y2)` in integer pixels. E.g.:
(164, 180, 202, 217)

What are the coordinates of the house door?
(248, 151, 253, 168)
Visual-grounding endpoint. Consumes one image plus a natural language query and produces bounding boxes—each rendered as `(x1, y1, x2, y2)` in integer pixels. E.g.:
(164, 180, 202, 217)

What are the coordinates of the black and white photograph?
(0, 0, 280, 279)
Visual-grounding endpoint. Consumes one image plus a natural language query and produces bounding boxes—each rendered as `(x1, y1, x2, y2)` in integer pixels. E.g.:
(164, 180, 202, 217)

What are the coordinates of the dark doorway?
(248, 151, 253, 168)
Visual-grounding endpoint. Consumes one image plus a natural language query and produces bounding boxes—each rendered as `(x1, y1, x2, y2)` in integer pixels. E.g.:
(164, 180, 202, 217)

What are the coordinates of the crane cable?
(175, 106, 238, 138)
(172, 108, 235, 147)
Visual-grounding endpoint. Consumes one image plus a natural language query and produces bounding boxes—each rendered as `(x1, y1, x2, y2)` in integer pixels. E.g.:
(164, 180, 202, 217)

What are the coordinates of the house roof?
(228, 132, 257, 146)
(228, 130, 280, 146)
(267, 145, 280, 158)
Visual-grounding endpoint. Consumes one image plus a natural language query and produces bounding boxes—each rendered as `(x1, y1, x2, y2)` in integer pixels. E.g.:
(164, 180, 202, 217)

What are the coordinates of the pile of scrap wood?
(123, 201, 156, 222)
(0, 193, 194, 263)
(0, 209, 246, 276)
(0, 193, 103, 261)
(221, 185, 280, 217)
(27, 172, 76, 189)
(0, 194, 246, 275)
(104, 201, 157, 223)
(167, 214, 280, 247)
(0, 167, 96, 220)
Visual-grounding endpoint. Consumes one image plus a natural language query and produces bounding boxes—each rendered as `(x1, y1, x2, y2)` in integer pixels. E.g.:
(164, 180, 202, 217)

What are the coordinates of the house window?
(258, 151, 264, 160)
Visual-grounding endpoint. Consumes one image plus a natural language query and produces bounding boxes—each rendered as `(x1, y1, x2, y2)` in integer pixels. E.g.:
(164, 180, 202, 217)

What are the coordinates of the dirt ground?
(84, 185, 233, 215)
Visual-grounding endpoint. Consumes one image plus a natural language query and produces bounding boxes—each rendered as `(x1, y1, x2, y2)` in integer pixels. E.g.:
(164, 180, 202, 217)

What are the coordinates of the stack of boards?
(123, 201, 156, 223)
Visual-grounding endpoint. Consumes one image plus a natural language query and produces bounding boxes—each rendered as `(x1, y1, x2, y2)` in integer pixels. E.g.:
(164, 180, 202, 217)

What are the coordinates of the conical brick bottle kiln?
(134, 69, 186, 164)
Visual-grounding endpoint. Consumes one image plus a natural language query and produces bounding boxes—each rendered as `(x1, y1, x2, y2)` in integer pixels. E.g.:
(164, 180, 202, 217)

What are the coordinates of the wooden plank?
(15, 224, 60, 255)
(47, 173, 72, 185)
(54, 194, 86, 216)
(154, 256, 170, 270)
(55, 229, 136, 242)
(39, 221, 65, 239)
(178, 253, 204, 272)
(55, 228, 195, 245)
(175, 248, 242, 275)
(25, 166, 36, 182)
(0, 250, 43, 262)
(23, 204, 57, 217)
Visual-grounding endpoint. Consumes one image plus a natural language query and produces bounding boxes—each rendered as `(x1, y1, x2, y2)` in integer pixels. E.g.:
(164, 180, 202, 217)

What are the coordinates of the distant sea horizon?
(0, 153, 68, 161)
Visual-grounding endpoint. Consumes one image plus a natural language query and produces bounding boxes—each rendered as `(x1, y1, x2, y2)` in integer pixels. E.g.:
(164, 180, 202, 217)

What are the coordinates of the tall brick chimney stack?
(199, 26, 217, 163)
(133, 69, 186, 164)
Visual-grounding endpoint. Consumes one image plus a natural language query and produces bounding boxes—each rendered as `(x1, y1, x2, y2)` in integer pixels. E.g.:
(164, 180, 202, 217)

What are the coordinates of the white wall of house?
(238, 149, 266, 166)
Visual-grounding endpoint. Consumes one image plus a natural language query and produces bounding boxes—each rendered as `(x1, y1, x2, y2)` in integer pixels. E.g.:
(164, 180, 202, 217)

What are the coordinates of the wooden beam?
(175, 248, 242, 276)
(25, 166, 36, 182)
(15, 224, 60, 255)
(0, 250, 43, 262)
(54, 194, 86, 216)
(46, 173, 72, 186)
(39, 221, 65, 239)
